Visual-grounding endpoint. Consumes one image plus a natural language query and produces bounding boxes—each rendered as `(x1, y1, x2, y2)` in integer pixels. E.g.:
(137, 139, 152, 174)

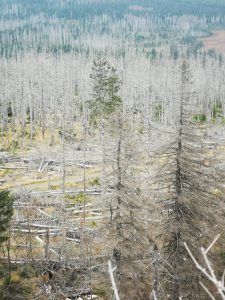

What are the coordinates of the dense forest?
(0, 1, 225, 300)
(2, 0, 225, 19)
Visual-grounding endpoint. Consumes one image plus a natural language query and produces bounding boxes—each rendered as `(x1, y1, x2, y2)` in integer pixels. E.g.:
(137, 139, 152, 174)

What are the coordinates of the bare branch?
(108, 260, 120, 300)
(199, 282, 216, 300)
(184, 240, 225, 300)
(205, 234, 221, 254)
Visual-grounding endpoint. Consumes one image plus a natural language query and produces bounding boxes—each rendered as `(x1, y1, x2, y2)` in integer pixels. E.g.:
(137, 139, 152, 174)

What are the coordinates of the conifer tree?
(0, 190, 14, 244)
(89, 59, 122, 126)
(153, 61, 225, 300)
(89, 59, 123, 194)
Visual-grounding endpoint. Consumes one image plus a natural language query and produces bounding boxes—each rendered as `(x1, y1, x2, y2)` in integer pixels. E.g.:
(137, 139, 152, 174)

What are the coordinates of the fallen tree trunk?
(29, 189, 104, 196)
(0, 165, 29, 169)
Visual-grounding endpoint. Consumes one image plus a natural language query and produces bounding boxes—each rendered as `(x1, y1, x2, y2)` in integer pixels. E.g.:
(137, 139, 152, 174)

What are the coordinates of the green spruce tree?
(0, 190, 14, 244)
(89, 59, 122, 126)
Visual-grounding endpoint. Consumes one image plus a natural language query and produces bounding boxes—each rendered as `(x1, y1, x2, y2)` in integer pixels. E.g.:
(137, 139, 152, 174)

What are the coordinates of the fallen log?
(0, 165, 29, 169)
(11, 228, 62, 234)
(66, 208, 103, 213)
(29, 189, 103, 196)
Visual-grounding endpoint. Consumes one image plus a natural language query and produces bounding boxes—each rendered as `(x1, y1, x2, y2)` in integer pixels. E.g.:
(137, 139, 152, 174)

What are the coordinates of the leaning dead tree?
(153, 61, 225, 300)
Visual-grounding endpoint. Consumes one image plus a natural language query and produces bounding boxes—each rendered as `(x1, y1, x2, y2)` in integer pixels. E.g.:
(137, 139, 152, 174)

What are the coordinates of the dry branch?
(184, 236, 225, 300)
(108, 260, 120, 300)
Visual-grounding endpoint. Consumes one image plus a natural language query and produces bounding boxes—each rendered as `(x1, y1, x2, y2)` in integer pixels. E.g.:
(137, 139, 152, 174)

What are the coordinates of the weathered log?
(29, 189, 103, 196)
(0, 165, 29, 169)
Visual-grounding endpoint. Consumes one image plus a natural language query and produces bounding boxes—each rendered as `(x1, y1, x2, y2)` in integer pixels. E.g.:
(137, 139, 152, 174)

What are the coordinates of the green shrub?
(90, 221, 97, 227)
(65, 192, 85, 203)
(10, 140, 19, 154)
(11, 140, 19, 149)
(0, 264, 6, 277)
(212, 102, 223, 119)
(51, 185, 60, 190)
(93, 286, 108, 297)
(138, 128, 144, 135)
(21, 284, 33, 294)
(89, 178, 100, 186)
(4, 276, 11, 285)
(193, 114, 207, 122)
(20, 266, 36, 279)
(153, 103, 164, 122)
(74, 192, 85, 203)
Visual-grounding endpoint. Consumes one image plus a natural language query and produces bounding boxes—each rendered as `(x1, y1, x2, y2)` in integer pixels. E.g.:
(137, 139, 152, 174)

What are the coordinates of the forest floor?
(1, 123, 225, 299)
(0, 129, 110, 299)
(201, 30, 225, 53)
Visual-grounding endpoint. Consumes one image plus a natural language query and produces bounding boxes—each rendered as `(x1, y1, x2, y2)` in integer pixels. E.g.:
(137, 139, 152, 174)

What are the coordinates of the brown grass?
(201, 30, 225, 53)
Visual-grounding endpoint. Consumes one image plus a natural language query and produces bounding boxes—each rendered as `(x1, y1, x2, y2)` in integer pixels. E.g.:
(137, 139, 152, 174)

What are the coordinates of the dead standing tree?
(154, 61, 225, 300)
(89, 61, 152, 299)
(105, 102, 153, 300)
(109, 113, 152, 300)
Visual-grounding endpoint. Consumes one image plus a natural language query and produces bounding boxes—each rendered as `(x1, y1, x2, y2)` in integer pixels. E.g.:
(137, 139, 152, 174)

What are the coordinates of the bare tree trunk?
(100, 118, 106, 196)
(61, 99, 66, 259)
(80, 99, 87, 263)
(45, 229, 50, 260)
(6, 228, 11, 283)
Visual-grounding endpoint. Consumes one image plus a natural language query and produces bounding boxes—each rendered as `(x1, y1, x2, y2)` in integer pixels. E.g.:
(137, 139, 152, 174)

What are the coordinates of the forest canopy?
(2, 0, 225, 19)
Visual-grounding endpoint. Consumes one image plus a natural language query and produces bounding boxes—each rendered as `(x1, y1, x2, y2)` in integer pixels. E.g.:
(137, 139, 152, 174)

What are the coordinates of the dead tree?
(154, 61, 225, 300)
(107, 110, 153, 300)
